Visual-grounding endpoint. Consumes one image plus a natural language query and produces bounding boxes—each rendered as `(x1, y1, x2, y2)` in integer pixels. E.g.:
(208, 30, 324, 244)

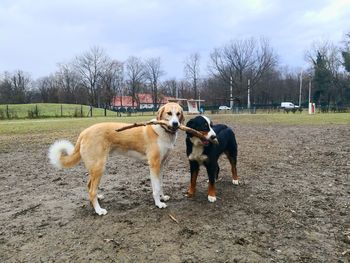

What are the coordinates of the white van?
(281, 102, 299, 109)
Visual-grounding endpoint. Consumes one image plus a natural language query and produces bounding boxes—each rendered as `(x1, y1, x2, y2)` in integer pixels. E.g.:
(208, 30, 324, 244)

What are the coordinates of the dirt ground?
(0, 118, 349, 262)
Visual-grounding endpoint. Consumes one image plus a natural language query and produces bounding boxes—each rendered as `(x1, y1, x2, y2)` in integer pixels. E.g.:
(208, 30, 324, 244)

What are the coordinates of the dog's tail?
(48, 138, 81, 169)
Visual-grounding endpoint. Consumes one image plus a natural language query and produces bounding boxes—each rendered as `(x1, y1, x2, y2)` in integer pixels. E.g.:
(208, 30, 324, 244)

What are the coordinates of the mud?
(0, 118, 349, 262)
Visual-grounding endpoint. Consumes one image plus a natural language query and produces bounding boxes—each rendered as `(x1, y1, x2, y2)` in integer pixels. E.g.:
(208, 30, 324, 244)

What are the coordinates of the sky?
(0, 0, 350, 80)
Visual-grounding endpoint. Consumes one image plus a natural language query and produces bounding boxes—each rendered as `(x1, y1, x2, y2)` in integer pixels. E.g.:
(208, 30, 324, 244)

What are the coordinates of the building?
(111, 93, 176, 110)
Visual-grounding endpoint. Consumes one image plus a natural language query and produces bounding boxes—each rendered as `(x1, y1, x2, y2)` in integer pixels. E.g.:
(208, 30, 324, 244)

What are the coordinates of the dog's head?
(157, 102, 184, 132)
(186, 115, 218, 146)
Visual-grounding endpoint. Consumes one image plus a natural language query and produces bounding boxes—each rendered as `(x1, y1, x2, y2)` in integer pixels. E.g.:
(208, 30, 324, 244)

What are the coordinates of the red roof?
(112, 93, 176, 108)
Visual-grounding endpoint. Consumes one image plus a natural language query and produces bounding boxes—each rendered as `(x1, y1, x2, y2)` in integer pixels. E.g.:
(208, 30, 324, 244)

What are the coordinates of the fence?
(0, 104, 104, 119)
(203, 105, 350, 114)
(1, 103, 349, 120)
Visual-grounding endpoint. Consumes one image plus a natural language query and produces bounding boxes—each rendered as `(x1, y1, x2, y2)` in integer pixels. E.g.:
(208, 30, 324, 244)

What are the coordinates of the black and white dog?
(185, 116, 238, 202)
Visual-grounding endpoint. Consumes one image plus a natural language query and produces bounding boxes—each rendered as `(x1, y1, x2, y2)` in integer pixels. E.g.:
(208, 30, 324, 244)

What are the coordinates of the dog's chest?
(188, 144, 208, 164)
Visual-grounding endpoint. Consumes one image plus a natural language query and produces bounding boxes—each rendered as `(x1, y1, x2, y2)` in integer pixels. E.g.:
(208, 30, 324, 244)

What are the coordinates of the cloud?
(0, 0, 349, 79)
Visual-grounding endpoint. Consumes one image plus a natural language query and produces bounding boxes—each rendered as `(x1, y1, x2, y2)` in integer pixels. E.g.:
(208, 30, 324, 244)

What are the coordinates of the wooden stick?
(115, 120, 169, 132)
(179, 124, 218, 143)
(116, 121, 218, 144)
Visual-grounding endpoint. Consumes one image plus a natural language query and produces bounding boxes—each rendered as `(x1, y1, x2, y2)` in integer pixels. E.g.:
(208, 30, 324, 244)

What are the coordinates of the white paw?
(95, 208, 108, 216)
(97, 194, 105, 200)
(232, 179, 239, 185)
(155, 202, 167, 208)
(208, 195, 217, 202)
(161, 195, 170, 202)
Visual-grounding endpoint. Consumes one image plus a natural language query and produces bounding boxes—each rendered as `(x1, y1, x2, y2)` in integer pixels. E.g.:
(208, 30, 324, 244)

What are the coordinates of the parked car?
(280, 102, 301, 113)
(219, 105, 231, 110)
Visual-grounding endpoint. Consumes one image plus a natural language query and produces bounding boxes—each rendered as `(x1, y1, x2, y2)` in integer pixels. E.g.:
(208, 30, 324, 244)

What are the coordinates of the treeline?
(1, 34, 350, 109)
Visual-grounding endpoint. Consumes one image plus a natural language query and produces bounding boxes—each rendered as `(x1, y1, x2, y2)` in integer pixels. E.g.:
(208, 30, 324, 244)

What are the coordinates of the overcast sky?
(1, 0, 350, 80)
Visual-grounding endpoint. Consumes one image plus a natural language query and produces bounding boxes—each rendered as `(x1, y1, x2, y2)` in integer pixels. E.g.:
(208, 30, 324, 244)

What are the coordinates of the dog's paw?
(232, 179, 239, 185)
(208, 195, 217, 202)
(95, 207, 108, 216)
(97, 194, 105, 200)
(156, 202, 167, 209)
(161, 195, 170, 202)
(187, 191, 195, 198)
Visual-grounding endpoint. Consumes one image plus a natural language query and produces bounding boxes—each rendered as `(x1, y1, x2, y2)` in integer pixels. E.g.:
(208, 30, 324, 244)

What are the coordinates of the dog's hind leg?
(87, 163, 107, 215)
(225, 152, 239, 185)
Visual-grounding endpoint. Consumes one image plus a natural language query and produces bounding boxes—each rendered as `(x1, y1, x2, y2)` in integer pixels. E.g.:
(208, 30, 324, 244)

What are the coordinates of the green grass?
(0, 112, 349, 136)
(0, 115, 155, 135)
(0, 103, 120, 119)
(214, 112, 350, 125)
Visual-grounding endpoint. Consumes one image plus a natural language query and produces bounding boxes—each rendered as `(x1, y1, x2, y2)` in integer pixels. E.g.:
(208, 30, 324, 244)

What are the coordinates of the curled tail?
(48, 138, 81, 169)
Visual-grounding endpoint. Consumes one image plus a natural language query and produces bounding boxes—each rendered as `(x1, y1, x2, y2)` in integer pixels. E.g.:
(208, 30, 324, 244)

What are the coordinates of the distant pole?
(308, 79, 311, 104)
(198, 90, 201, 109)
(299, 70, 303, 107)
(247, 79, 251, 109)
(176, 84, 178, 99)
(230, 76, 233, 108)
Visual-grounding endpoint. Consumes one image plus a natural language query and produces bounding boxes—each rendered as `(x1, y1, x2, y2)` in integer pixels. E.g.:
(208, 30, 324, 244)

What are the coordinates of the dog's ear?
(157, 105, 165, 120)
(185, 119, 195, 136)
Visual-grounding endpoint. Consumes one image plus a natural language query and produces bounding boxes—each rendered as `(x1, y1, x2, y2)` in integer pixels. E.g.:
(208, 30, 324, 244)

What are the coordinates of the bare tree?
(184, 53, 200, 99)
(0, 73, 13, 104)
(162, 78, 178, 97)
(73, 46, 110, 107)
(125, 56, 145, 108)
(100, 59, 124, 108)
(10, 70, 32, 103)
(209, 37, 278, 101)
(36, 75, 58, 103)
(56, 63, 81, 103)
(144, 57, 165, 109)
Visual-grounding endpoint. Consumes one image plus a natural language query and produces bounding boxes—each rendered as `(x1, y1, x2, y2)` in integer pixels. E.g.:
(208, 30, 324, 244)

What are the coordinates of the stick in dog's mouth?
(115, 121, 218, 144)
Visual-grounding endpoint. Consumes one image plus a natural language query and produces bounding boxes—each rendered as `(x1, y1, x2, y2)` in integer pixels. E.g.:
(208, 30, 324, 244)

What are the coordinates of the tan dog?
(48, 102, 184, 215)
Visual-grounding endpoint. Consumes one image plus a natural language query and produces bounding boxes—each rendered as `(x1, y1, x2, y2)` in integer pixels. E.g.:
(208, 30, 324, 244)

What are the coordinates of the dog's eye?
(167, 111, 172, 116)
(176, 112, 180, 116)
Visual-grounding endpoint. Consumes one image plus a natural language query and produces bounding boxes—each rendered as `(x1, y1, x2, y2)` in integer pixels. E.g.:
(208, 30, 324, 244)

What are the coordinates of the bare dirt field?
(1, 116, 349, 262)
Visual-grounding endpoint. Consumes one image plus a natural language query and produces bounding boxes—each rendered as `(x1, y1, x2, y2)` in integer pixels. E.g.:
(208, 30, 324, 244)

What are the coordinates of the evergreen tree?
(313, 51, 332, 106)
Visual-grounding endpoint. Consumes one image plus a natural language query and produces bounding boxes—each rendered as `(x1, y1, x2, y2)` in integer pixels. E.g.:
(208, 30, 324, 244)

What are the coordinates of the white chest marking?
(152, 123, 177, 162)
(189, 144, 208, 164)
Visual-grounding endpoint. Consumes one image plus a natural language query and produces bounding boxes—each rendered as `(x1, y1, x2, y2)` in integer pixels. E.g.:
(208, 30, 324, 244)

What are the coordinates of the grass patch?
(214, 112, 350, 125)
(0, 112, 348, 136)
(0, 103, 119, 119)
(0, 115, 156, 135)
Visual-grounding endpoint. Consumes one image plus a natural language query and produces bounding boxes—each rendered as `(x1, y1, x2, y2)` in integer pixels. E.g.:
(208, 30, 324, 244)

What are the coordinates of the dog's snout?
(172, 122, 179, 128)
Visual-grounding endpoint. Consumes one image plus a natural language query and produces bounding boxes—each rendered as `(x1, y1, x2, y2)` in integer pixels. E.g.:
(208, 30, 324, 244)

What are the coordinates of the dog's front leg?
(206, 163, 218, 203)
(159, 167, 170, 202)
(187, 161, 199, 197)
(149, 162, 167, 208)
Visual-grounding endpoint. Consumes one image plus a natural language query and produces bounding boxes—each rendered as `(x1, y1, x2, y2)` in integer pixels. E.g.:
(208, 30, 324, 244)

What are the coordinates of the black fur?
(186, 116, 238, 199)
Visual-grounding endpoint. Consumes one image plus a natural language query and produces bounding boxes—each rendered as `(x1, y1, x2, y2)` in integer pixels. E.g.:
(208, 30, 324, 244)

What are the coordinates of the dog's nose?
(210, 135, 217, 140)
(172, 122, 179, 128)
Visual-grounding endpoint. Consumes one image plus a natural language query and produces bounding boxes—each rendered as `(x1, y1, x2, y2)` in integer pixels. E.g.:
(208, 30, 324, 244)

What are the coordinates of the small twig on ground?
(12, 204, 41, 218)
(168, 213, 179, 224)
